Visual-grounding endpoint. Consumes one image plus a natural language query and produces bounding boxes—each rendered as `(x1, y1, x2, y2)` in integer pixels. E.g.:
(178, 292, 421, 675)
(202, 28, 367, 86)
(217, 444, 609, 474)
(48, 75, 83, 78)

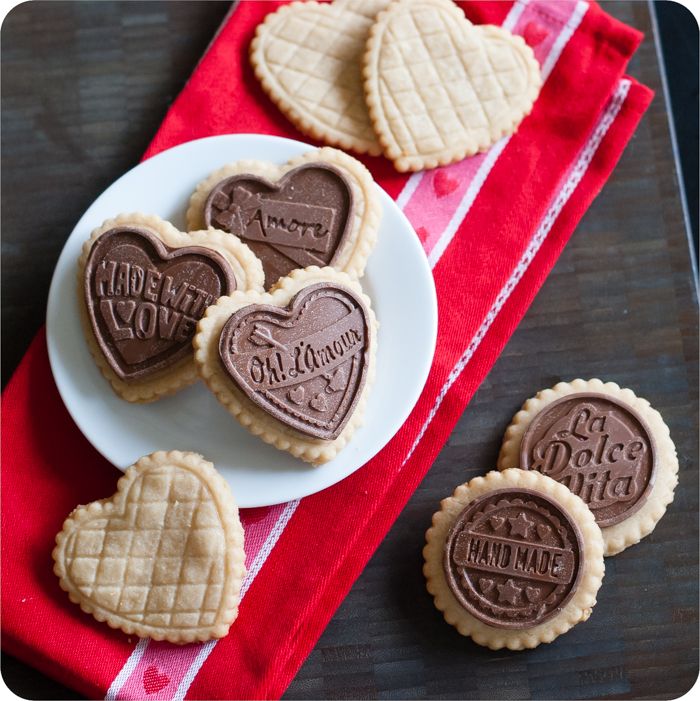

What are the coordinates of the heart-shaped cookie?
(204, 163, 353, 288)
(187, 148, 382, 291)
(194, 267, 377, 464)
(79, 213, 264, 403)
(363, 0, 542, 171)
(52, 451, 246, 644)
(250, 0, 389, 155)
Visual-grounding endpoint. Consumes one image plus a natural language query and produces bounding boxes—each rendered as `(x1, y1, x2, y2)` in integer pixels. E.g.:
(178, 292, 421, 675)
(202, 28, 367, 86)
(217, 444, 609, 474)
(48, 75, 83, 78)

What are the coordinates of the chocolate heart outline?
(203, 163, 355, 288)
(218, 282, 371, 441)
(84, 227, 237, 382)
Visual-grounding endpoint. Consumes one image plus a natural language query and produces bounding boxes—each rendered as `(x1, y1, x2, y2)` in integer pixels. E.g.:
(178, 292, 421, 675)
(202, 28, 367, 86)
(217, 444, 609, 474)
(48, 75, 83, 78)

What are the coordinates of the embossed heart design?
(52, 452, 245, 644)
(489, 515, 506, 532)
(251, 0, 388, 155)
(479, 578, 495, 594)
(219, 283, 370, 440)
(204, 164, 354, 289)
(536, 524, 552, 540)
(364, 0, 542, 171)
(525, 586, 542, 603)
(143, 666, 170, 695)
(84, 227, 235, 381)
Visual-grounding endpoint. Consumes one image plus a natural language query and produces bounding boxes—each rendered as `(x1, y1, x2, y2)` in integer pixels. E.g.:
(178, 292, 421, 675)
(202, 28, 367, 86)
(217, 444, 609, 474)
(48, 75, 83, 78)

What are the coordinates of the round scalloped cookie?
(424, 468, 604, 650)
(498, 379, 678, 556)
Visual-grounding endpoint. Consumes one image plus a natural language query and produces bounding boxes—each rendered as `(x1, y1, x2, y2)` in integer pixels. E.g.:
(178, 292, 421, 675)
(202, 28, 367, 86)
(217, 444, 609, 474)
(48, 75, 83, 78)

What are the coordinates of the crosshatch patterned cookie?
(250, 0, 389, 155)
(498, 379, 679, 556)
(187, 148, 382, 290)
(194, 266, 377, 465)
(424, 469, 605, 650)
(363, 0, 542, 171)
(78, 213, 264, 403)
(52, 451, 246, 644)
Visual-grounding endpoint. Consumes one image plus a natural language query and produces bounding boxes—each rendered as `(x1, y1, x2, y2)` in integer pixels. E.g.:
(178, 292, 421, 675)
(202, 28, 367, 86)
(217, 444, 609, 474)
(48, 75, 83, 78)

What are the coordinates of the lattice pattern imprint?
(364, 0, 542, 171)
(251, 0, 390, 155)
(53, 451, 245, 643)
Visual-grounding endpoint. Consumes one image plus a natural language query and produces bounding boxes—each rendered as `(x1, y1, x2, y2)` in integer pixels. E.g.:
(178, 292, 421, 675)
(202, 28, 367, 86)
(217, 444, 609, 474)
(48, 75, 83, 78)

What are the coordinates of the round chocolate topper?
(203, 163, 354, 288)
(520, 393, 657, 528)
(444, 488, 583, 629)
(218, 282, 370, 440)
(84, 227, 236, 381)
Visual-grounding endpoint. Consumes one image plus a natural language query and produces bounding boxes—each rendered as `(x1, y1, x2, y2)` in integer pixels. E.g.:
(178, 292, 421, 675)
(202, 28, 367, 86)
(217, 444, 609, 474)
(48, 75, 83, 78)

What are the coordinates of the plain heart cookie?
(424, 469, 605, 649)
(363, 0, 542, 171)
(250, 0, 390, 155)
(194, 266, 377, 465)
(52, 451, 246, 644)
(186, 147, 382, 289)
(78, 213, 264, 403)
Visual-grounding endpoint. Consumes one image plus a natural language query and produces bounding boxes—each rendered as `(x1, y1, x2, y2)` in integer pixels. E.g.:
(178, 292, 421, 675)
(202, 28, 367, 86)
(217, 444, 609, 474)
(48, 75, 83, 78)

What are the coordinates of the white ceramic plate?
(46, 134, 437, 507)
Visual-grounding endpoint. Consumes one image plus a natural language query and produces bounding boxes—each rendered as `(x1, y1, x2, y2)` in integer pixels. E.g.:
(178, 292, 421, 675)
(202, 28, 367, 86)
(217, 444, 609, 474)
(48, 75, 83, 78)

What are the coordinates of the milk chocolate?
(444, 488, 583, 629)
(520, 393, 657, 527)
(203, 163, 354, 288)
(84, 227, 236, 381)
(218, 282, 370, 440)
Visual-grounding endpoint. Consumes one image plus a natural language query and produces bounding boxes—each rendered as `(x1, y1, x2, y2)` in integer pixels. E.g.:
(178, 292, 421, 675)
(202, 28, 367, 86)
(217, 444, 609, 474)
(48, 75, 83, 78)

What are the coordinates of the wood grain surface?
(1, 2, 697, 699)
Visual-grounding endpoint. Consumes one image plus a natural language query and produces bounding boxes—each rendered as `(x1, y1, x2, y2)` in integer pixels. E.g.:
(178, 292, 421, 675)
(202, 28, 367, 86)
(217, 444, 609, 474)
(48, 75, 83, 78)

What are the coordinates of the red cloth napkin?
(2, 1, 652, 699)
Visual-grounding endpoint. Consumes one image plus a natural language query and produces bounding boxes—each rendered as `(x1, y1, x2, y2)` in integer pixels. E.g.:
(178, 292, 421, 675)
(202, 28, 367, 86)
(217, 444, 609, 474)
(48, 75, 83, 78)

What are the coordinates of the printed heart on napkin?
(218, 281, 371, 441)
(363, 0, 542, 171)
(203, 164, 353, 288)
(52, 451, 245, 644)
(84, 227, 236, 381)
(250, 0, 389, 155)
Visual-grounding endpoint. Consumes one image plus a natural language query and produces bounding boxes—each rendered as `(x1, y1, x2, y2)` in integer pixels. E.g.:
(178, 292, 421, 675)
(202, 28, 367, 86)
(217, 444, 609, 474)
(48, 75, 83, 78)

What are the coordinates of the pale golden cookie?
(424, 469, 605, 650)
(186, 147, 382, 289)
(250, 0, 389, 155)
(363, 0, 542, 171)
(194, 266, 377, 466)
(53, 451, 246, 644)
(498, 379, 679, 556)
(78, 213, 264, 403)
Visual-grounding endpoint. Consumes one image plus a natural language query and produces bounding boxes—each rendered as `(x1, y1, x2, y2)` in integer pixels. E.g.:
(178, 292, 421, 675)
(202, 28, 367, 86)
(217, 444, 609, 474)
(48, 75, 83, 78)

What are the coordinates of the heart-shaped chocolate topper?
(84, 227, 236, 381)
(203, 164, 354, 288)
(218, 282, 370, 440)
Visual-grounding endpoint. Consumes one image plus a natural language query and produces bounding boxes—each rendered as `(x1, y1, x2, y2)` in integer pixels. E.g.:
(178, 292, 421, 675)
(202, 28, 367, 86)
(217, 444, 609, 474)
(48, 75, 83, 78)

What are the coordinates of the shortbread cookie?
(363, 0, 542, 171)
(424, 469, 605, 650)
(250, 0, 389, 155)
(187, 148, 382, 290)
(78, 213, 264, 403)
(194, 267, 377, 465)
(53, 451, 246, 644)
(498, 379, 679, 556)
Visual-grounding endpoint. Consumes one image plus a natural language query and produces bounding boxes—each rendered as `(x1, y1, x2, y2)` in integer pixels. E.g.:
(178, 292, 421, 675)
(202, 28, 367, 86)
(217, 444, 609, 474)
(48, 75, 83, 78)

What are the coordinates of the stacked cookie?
(424, 379, 678, 649)
(251, 0, 542, 171)
(58, 147, 383, 642)
(78, 147, 381, 465)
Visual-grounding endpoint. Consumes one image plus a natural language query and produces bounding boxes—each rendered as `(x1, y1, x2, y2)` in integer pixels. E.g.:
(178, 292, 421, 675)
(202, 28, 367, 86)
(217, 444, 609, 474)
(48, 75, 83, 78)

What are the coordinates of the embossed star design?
(508, 512, 533, 538)
(497, 578, 522, 605)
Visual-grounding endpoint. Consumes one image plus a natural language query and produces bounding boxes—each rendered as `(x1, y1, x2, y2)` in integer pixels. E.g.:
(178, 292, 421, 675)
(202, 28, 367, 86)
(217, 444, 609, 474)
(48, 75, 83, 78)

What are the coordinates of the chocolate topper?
(520, 393, 657, 527)
(444, 488, 583, 629)
(218, 282, 370, 440)
(203, 163, 354, 288)
(84, 227, 236, 381)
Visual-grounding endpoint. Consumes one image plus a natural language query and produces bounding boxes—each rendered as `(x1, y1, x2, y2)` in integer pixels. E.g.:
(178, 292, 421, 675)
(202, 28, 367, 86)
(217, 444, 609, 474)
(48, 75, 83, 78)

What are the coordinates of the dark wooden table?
(2, 2, 697, 699)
